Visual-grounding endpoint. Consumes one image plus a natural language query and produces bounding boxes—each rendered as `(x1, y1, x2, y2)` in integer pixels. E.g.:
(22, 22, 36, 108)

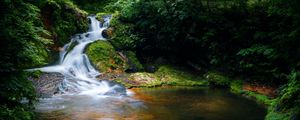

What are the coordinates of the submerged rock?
(101, 80, 127, 96)
(29, 72, 64, 98)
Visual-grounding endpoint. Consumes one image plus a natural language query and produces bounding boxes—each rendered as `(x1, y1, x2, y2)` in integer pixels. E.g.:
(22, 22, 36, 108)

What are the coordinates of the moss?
(129, 72, 161, 87)
(86, 41, 127, 73)
(225, 76, 274, 106)
(125, 65, 208, 87)
(245, 91, 274, 106)
(230, 80, 243, 93)
(25, 70, 43, 78)
(96, 12, 110, 22)
(205, 72, 231, 87)
(155, 65, 208, 86)
(124, 51, 144, 71)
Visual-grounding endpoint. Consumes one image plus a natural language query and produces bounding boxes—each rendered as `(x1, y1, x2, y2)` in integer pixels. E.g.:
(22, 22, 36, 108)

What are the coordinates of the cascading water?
(31, 15, 126, 96)
(33, 15, 267, 120)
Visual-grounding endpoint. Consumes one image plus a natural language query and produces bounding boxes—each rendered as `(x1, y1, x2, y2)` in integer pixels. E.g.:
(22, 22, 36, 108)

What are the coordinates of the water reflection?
(36, 87, 267, 120)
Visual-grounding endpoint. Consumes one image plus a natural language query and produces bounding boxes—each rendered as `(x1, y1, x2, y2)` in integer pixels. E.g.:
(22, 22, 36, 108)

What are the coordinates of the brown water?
(36, 87, 267, 120)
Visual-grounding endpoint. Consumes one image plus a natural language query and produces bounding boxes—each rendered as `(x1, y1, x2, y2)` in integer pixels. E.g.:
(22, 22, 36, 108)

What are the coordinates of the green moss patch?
(96, 12, 110, 22)
(120, 65, 208, 87)
(155, 65, 208, 86)
(123, 51, 144, 72)
(86, 41, 127, 73)
(205, 72, 231, 87)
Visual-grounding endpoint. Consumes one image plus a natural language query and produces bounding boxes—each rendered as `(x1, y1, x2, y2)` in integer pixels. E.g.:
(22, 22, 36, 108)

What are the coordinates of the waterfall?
(30, 15, 126, 96)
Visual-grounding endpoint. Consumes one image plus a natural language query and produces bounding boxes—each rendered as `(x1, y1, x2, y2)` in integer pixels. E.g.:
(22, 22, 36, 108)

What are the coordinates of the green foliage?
(0, 0, 52, 70)
(105, 0, 139, 17)
(0, 1, 48, 119)
(245, 91, 274, 106)
(264, 70, 300, 120)
(40, 0, 88, 46)
(108, 0, 300, 85)
(205, 72, 231, 87)
(73, 0, 116, 13)
(265, 108, 291, 120)
(86, 41, 127, 73)
(277, 71, 300, 111)
(0, 71, 36, 120)
(0, 0, 88, 119)
(0, 105, 34, 120)
(230, 80, 243, 93)
(25, 70, 43, 78)
(96, 12, 110, 22)
(108, 12, 140, 50)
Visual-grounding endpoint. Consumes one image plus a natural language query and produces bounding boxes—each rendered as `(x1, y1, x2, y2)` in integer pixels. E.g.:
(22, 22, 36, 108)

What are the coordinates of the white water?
(31, 15, 126, 96)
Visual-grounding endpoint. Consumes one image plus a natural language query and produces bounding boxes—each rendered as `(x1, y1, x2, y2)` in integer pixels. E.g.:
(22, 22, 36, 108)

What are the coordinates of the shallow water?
(36, 87, 267, 120)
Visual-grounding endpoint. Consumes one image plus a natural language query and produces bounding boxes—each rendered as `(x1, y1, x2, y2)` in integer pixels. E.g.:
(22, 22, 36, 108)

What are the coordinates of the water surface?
(36, 87, 267, 120)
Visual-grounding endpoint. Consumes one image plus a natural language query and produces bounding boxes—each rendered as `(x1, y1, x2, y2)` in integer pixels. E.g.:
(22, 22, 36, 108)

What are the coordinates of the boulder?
(86, 41, 127, 74)
(102, 27, 114, 39)
(29, 72, 64, 98)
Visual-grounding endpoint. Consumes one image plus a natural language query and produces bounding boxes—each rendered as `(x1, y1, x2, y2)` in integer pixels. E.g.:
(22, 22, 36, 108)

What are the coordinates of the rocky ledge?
(28, 72, 64, 98)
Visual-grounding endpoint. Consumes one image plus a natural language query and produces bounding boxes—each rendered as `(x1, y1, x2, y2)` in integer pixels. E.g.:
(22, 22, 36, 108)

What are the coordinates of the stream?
(36, 87, 267, 120)
(33, 15, 267, 120)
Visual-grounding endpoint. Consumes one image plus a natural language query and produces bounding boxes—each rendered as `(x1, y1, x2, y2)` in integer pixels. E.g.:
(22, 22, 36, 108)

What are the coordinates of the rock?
(86, 41, 127, 74)
(145, 65, 156, 73)
(129, 73, 158, 85)
(101, 80, 127, 96)
(124, 51, 144, 73)
(28, 72, 64, 98)
(86, 42, 146, 88)
(96, 12, 110, 22)
(102, 27, 114, 39)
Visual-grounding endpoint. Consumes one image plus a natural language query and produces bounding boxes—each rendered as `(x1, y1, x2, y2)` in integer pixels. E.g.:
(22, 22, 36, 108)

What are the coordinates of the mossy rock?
(124, 65, 208, 87)
(96, 12, 110, 22)
(155, 65, 208, 86)
(25, 70, 43, 78)
(124, 51, 144, 72)
(129, 73, 161, 87)
(86, 41, 127, 73)
(205, 71, 231, 87)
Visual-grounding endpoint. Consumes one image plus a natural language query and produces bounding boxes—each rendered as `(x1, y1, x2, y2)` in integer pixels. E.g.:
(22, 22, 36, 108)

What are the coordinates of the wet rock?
(29, 72, 64, 98)
(96, 12, 110, 22)
(101, 80, 127, 96)
(102, 27, 114, 39)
